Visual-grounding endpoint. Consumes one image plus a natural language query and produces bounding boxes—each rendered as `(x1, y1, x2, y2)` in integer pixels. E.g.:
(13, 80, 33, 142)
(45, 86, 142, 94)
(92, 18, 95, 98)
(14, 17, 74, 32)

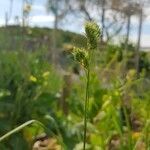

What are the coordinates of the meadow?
(0, 23, 149, 150)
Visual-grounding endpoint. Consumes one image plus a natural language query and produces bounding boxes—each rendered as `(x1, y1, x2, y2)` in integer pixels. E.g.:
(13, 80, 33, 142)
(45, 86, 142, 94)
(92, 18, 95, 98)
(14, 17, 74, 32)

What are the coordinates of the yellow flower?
(126, 69, 136, 81)
(42, 71, 50, 78)
(132, 132, 141, 140)
(29, 75, 37, 82)
(114, 91, 119, 96)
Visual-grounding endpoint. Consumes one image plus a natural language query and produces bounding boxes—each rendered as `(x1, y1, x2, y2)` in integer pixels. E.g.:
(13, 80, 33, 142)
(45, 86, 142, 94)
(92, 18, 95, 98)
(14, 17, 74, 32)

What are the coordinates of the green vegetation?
(0, 26, 86, 51)
(0, 24, 150, 150)
(72, 22, 101, 150)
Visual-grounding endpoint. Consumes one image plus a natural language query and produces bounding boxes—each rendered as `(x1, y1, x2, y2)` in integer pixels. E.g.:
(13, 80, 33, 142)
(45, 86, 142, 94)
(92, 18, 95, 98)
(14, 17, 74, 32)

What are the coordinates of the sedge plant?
(0, 118, 66, 149)
(72, 22, 100, 150)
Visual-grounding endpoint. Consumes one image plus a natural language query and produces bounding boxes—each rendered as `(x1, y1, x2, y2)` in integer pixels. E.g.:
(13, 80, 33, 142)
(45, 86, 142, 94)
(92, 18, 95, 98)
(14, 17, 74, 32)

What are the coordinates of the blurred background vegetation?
(0, 0, 150, 149)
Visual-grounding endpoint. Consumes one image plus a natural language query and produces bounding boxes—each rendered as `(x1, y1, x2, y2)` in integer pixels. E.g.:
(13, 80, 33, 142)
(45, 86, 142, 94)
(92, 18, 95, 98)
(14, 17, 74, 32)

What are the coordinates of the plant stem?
(0, 120, 43, 142)
(123, 107, 133, 150)
(83, 66, 90, 150)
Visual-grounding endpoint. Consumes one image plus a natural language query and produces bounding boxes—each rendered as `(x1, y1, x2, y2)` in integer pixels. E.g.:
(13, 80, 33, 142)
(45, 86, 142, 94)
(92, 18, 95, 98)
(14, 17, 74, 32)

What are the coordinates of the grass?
(0, 23, 149, 149)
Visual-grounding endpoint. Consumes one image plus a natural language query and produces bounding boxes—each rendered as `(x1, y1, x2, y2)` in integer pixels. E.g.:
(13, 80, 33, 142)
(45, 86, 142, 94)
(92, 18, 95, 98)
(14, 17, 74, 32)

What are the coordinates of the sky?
(0, 0, 150, 48)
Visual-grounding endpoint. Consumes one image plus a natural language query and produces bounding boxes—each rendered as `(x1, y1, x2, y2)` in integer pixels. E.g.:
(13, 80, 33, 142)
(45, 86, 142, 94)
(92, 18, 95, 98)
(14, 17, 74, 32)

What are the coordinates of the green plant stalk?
(45, 115, 67, 149)
(111, 105, 124, 149)
(83, 65, 90, 150)
(145, 125, 150, 150)
(122, 107, 133, 150)
(0, 120, 43, 142)
(75, 22, 100, 150)
(145, 99, 150, 149)
(0, 119, 66, 149)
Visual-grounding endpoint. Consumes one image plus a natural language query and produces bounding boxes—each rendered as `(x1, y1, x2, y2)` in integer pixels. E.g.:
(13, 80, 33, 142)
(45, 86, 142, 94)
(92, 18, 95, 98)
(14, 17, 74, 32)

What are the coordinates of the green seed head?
(85, 22, 100, 49)
(72, 47, 89, 68)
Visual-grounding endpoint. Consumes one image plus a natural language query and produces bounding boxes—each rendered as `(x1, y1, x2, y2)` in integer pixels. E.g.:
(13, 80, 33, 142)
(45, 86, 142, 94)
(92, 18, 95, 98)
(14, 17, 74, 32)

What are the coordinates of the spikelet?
(72, 47, 89, 69)
(85, 22, 100, 50)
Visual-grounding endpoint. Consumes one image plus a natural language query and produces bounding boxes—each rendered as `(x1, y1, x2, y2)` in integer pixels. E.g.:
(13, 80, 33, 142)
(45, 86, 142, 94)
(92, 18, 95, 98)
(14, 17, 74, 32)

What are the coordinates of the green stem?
(123, 107, 133, 150)
(145, 100, 150, 149)
(83, 66, 90, 150)
(45, 115, 66, 149)
(0, 119, 66, 149)
(0, 120, 43, 142)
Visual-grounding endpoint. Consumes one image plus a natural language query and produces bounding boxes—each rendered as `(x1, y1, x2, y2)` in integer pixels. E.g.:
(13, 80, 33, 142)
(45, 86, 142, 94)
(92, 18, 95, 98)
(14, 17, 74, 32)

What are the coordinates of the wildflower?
(114, 91, 119, 96)
(132, 132, 141, 140)
(42, 71, 50, 78)
(126, 69, 136, 81)
(102, 100, 111, 109)
(29, 75, 37, 82)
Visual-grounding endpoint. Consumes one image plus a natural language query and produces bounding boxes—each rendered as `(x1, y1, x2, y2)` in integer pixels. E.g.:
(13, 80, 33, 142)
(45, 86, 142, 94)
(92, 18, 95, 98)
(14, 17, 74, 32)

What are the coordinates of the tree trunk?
(52, 0, 59, 64)
(22, 0, 25, 50)
(52, 14, 58, 64)
(5, 12, 8, 27)
(59, 74, 72, 115)
(125, 15, 131, 52)
(123, 15, 131, 76)
(101, 0, 106, 43)
(136, 9, 143, 77)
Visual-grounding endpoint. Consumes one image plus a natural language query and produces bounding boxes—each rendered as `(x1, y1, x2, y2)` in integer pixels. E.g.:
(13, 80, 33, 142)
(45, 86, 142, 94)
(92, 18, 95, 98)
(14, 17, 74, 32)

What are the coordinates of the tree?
(47, 0, 69, 29)
(136, 8, 143, 76)
(46, 0, 69, 63)
(135, 0, 149, 76)
(5, 0, 13, 26)
(97, 0, 107, 42)
(123, 3, 134, 52)
(69, 0, 124, 42)
(119, 1, 142, 51)
(71, 0, 107, 42)
(68, 0, 95, 21)
(113, 1, 142, 75)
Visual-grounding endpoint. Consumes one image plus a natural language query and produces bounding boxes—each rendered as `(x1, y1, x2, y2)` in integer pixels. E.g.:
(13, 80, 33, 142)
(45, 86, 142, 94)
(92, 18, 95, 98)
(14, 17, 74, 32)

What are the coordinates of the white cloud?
(0, 19, 4, 26)
(0, 14, 54, 27)
(145, 16, 150, 24)
(114, 33, 150, 48)
(131, 7, 150, 25)
(32, 5, 45, 12)
(131, 16, 139, 24)
(0, 18, 17, 26)
(144, 7, 150, 15)
(130, 34, 150, 47)
(29, 15, 54, 24)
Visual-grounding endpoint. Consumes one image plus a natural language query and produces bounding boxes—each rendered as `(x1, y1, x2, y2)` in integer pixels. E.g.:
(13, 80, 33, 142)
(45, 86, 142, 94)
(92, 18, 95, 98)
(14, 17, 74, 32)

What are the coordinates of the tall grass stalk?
(72, 22, 100, 150)
(123, 107, 133, 150)
(83, 63, 90, 150)
(145, 97, 150, 149)
(0, 119, 66, 149)
(0, 120, 43, 142)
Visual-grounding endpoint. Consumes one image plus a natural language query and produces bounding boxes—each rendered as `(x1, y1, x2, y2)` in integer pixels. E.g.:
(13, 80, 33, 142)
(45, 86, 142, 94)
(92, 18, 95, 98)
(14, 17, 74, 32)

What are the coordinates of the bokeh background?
(0, 0, 149, 149)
